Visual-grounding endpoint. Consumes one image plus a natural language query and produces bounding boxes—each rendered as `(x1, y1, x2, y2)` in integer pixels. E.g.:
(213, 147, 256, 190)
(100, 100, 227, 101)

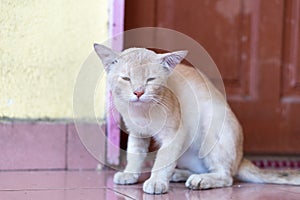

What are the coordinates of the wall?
(0, 0, 108, 120)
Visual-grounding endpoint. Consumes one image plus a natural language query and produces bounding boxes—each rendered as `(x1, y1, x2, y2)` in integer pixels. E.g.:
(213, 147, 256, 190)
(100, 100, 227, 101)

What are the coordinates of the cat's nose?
(133, 90, 145, 98)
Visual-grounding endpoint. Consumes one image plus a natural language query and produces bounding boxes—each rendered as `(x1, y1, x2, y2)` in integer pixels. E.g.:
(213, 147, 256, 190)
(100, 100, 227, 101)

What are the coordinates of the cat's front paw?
(143, 178, 169, 194)
(113, 172, 139, 185)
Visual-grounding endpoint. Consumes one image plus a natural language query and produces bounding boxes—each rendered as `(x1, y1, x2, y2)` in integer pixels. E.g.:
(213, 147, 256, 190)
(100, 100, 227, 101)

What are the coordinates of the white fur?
(94, 44, 300, 195)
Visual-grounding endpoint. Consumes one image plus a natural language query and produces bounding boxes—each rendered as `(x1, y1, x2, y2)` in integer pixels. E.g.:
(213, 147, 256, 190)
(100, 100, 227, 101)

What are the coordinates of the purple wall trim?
(109, 0, 125, 51)
(106, 0, 125, 165)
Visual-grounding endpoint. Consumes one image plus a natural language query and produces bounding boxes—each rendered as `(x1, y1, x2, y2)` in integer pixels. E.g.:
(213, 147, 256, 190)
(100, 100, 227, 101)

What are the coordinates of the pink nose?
(133, 90, 144, 98)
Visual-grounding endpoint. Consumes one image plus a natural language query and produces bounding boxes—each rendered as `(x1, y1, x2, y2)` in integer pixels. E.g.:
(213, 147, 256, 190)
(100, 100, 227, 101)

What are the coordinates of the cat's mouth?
(130, 99, 146, 103)
(128, 100, 147, 107)
(129, 97, 152, 104)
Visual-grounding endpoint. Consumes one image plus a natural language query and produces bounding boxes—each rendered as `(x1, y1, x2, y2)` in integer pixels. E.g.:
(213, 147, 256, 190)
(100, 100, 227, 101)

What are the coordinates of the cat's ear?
(159, 50, 188, 72)
(94, 43, 118, 72)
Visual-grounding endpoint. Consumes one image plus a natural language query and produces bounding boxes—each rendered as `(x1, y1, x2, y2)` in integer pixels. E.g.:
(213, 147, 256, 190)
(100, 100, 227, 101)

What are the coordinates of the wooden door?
(124, 0, 300, 154)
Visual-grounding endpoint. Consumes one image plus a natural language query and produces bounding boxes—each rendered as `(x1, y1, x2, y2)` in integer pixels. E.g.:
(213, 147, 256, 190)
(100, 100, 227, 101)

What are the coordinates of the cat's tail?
(236, 159, 300, 185)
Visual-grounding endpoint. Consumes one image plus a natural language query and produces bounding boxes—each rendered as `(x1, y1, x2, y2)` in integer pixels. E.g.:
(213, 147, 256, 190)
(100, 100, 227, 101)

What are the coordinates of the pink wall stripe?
(106, 0, 125, 166)
(109, 0, 125, 51)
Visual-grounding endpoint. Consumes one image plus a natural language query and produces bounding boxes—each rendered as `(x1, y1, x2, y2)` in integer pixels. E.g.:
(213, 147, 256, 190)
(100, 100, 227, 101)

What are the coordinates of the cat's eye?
(111, 60, 118, 64)
(147, 77, 156, 82)
(121, 77, 131, 81)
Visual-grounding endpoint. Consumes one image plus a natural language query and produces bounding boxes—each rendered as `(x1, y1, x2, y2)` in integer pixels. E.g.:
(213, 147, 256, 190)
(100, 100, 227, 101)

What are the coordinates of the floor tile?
(229, 183, 300, 200)
(0, 188, 127, 200)
(0, 171, 66, 191)
(111, 180, 300, 200)
(0, 170, 115, 191)
(0, 170, 299, 200)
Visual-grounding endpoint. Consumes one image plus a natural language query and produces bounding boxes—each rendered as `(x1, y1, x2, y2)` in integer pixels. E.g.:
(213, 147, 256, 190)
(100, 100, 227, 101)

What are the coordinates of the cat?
(94, 44, 300, 194)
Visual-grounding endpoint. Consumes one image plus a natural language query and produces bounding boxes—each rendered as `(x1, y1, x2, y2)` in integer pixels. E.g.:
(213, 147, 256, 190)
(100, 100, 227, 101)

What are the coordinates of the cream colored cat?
(94, 44, 300, 194)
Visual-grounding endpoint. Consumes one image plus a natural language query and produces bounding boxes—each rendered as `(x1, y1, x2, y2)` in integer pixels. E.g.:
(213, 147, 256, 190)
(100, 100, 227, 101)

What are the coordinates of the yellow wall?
(0, 0, 108, 119)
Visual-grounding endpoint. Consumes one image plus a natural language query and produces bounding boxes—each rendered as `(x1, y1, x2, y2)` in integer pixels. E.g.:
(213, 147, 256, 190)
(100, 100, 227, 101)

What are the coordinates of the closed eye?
(121, 76, 131, 81)
(147, 77, 156, 82)
(111, 60, 118, 64)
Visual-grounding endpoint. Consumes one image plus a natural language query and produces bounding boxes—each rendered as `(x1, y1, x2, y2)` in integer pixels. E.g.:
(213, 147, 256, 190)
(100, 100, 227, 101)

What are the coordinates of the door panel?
(157, 0, 246, 96)
(282, 0, 300, 98)
(280, 0, 300, 153)
(124, 0, 300, 154)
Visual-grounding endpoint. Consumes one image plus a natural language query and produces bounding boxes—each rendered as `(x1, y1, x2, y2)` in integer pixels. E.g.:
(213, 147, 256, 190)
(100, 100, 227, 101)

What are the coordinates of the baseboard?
(1, 121, 299, 171)
(0, 121, 102, 171)
(246, 155, 300, 169)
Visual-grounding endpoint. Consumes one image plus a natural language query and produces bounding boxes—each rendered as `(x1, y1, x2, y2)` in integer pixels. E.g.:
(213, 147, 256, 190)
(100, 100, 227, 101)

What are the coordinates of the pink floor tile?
(113, 182, 300, 200)
(0, 171, 115, 191)
(0, 122, 66, 170)
(0, 171, 66, 191)
(64, 170, 115, 189)
(0, 170, 299, 200)
(0, 188, 127, 200)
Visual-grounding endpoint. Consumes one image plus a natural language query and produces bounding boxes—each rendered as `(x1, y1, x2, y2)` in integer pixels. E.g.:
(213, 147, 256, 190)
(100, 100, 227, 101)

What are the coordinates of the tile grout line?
(0, 187, 109, 192)
(106, 188, 136, 200)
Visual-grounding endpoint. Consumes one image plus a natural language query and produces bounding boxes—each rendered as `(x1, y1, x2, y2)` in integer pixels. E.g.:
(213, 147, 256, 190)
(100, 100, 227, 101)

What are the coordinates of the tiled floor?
(0, 170, 300, 200)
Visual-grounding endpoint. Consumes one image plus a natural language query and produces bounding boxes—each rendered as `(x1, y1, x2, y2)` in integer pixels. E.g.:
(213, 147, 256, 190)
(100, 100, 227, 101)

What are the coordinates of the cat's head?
(94, 44, 187, 104)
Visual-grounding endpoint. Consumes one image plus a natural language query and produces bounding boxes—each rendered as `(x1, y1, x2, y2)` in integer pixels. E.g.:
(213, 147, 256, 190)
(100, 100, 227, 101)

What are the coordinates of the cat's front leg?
(143, 130, 186, 194)
(113, 135, 150, 185)
(143, 147, 178, 194)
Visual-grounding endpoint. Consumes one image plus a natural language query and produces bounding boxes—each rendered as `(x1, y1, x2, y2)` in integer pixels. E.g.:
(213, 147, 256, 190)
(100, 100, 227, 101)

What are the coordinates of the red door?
(125, 0, 300, 154)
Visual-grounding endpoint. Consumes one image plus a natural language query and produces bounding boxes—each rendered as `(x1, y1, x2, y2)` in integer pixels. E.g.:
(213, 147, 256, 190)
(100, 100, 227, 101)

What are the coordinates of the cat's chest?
(122, 105, 168, 137)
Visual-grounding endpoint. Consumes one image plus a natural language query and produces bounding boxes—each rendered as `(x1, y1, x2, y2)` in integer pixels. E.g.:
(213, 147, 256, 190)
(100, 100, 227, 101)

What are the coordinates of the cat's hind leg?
(185, 172, 233, 189)
(184, 109, 242, 190)
(184, 135, 236, 190)
(170, 169, 192, 182)
(184, 130, 238, 189)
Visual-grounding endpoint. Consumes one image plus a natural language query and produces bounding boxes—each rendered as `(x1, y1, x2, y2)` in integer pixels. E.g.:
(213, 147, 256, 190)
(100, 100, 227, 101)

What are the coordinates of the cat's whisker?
(149, 97, 171, 111)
